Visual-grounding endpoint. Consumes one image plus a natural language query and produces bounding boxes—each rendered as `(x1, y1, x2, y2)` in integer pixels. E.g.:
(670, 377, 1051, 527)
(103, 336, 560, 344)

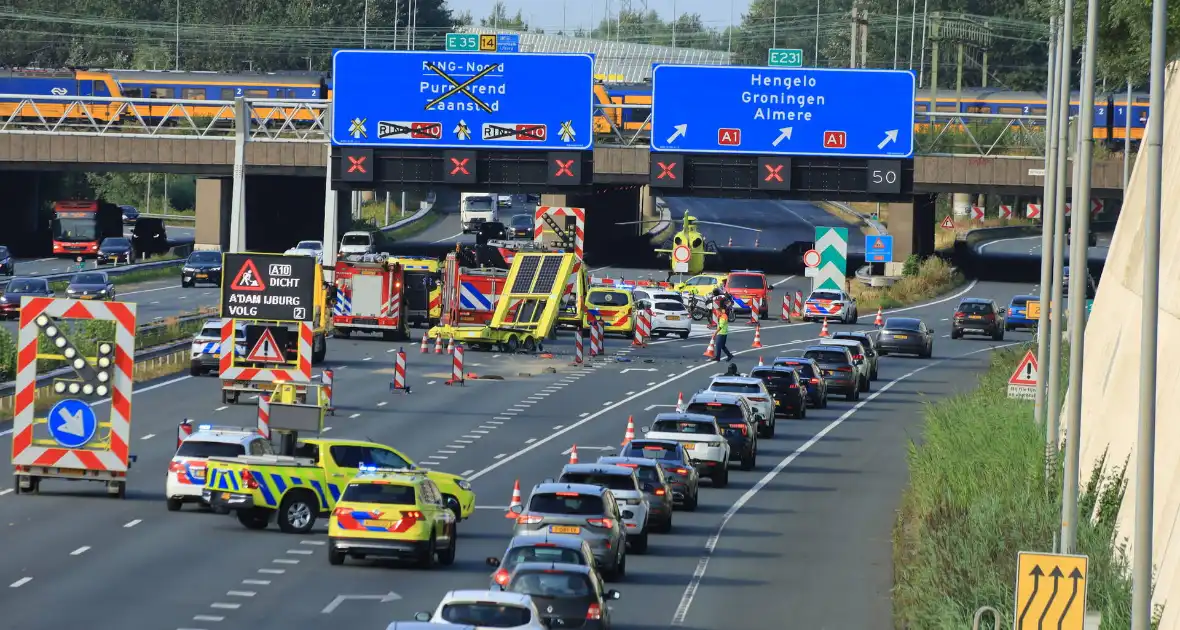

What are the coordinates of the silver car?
(509, 482, 629, 581)
(818, 338, 872, 391)
(556, 463, 651, 554)
(486, 533, 597, 590)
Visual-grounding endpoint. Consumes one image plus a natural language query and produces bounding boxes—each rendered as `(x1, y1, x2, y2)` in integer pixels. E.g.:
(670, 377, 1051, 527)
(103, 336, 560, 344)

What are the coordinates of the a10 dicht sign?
(220, 253, 317, 322)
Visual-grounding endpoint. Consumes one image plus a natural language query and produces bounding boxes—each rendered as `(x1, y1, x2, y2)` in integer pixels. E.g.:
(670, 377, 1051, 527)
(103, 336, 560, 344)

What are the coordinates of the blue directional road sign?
(651, 65, 915, 158)
(865, 234, 894, 263)
(47, 399, 98, 449)
(331, 50, 594, 150)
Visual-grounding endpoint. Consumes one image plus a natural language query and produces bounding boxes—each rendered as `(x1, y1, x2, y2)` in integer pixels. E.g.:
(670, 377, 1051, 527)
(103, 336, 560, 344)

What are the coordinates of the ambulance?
(332, 255, 410, 341)
(388, 256, 442, 328)
(584, 280, 637, 336)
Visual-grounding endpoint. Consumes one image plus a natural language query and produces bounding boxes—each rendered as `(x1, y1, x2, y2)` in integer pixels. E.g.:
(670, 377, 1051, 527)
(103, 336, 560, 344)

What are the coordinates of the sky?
(446, 0, 747, 34)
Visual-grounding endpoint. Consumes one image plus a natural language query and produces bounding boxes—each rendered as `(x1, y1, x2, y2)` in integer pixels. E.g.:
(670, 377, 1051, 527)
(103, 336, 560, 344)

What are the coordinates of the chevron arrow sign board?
(813, 226, 849, 292)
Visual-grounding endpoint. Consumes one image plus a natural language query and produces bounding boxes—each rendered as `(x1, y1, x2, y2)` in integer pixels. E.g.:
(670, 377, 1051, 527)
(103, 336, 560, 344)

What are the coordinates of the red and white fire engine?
(438, 251, 509, 327)
(332, 254, 410, 341)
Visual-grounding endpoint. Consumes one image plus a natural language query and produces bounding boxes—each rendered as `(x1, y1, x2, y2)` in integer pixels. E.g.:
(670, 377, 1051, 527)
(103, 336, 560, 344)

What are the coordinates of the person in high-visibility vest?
(713, 310, 735, 362)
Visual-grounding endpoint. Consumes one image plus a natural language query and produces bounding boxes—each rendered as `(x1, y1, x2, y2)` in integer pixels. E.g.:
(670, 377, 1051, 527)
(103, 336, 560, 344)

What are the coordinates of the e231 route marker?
(650, 65, 915, 158)
(331, 50, 594, 151)
(1014, 551, 1087, 630)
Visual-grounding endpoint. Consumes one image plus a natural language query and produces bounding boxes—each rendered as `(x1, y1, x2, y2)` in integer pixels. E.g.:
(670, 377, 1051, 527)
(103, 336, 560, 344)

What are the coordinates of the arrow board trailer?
(332, 258, 410, 341)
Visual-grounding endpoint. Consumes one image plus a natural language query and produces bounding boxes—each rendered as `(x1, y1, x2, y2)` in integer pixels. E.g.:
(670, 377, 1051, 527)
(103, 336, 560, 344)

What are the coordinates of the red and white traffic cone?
(819, 318, 830, 337)
(446, 336, 455, 354)
(505, 480, 523, 518)
(727, 236, 733, 247)
(177, 419, 194, 450)
(703, 334, 716, 359)
(676, 392, 685, 412)
(321, 368, 335, 415)
(420, 333, 429, 353)
(569, 445, 579, 464)
(781, 294, 791, 321)
(433, 334, 443, 354)
(708, 309, 718, 330)
(874, 306, 883, 327)
(751, 325, 762, 348)
(621, 416, 635, 446)
(758, 356, 764, 366)
(391, 349, 410, 393)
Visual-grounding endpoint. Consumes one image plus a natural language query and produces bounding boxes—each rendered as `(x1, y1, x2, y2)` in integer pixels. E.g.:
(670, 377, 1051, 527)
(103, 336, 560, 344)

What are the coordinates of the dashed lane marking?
(0, 488, 12, 496)
(141, 434, 155, 440)
(322, 427, 333, 432)
(428, 455, 449, 460)
(495, 453, 507, 459)
(300, 540, 325, 546)
(579, 413, 589, 418)
(478, 425, 497, 429)
(349, 413, 361, 419)
(445, 445, 465, 450)
(70, 546, 90, 556)
(286, 549, 313, 555)
(214, 406, 228, 412)
(471, 430, 489, 434)
(553, 425, 564, 430)
(427, 380, 437, 385)
(525, 438, 537, 444)
(193, 615, 224, 622)
(10, 577, 32, 588)
(438, 450, 458, 454)
(124, 519, 141, 528)
(258, 568, 285, 574)
(210, 603, 240, 610)
(242, 579, 270, 585)
(377, 401, 388, 407)
(493, 416, 511, 420)
(461, 469, 475, 476)
(273, 559, 299, 565)
(456, 439, 474, 444)
(227, 591, 256, 597)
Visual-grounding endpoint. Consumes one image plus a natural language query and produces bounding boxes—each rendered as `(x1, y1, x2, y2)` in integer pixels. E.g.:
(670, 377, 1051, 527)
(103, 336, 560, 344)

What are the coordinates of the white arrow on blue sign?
(47, 398, 98, 448)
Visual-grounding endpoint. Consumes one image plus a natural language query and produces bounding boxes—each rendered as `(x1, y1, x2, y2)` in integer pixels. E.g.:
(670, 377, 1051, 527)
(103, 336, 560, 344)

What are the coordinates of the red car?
(724, 271, 771, 319)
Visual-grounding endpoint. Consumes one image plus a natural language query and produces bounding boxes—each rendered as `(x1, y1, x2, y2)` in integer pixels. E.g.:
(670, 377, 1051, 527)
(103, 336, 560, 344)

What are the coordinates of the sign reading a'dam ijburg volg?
(220, 253, 317, 322)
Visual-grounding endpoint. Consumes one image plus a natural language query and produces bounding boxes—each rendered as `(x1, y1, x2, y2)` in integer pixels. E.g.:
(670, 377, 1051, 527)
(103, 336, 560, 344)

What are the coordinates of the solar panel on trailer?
(531, 256, 564, 294)
(511, 255, 541, 293)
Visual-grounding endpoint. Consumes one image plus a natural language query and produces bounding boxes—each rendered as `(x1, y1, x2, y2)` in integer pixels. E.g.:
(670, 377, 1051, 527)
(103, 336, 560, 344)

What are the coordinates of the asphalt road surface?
(974, 232, 1111, 262)
(662, 197, 865, 253)
(1, 279, 219, 335)
(0, 271, 1034, 629)
(10, 224, 196, 278)
(410, 193, 539, 246)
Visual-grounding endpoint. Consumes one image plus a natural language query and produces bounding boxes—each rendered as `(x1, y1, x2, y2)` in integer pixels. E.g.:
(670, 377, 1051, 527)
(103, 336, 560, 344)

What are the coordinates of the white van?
(339, 231, 375, 256)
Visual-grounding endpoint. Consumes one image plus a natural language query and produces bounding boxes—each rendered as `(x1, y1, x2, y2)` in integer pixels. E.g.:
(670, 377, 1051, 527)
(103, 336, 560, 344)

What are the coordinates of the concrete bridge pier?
(195, 176, 350, 253)
(885, 195, 938, 260)
(540, 184, 654, 267)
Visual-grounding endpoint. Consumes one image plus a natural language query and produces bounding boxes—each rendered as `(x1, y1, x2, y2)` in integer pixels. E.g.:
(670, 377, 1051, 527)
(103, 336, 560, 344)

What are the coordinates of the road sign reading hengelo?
(650, 65, 915, 158)
(1014, 551, 1087, 630)
(221, 253, 316, 322)
(331, 50, 594, 151)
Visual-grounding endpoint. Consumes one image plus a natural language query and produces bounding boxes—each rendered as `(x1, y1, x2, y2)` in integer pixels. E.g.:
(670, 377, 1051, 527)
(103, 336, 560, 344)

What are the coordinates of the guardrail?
(139, 213, 195, 222)
(0, 258, 184, 292)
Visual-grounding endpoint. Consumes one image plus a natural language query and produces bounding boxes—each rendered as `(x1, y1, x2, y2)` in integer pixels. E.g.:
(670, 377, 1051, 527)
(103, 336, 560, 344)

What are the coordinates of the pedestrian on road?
(713, 311, 735, 362)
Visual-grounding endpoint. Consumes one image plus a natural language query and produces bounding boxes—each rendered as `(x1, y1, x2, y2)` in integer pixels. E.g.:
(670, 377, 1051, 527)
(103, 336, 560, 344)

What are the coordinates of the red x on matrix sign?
(340, 148, 373, 183)
(649, 153, 684, 188)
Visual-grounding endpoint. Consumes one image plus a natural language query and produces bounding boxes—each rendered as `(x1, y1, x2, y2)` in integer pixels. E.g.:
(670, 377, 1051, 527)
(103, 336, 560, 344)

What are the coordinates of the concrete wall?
(193, 175, 349, 252)
(1070, 62, 1180, 627)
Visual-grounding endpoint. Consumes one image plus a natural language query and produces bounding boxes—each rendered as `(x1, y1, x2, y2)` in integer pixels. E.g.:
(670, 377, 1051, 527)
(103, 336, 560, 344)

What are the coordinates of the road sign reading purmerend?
(651, 65, 915, 157)
(221, 253, 316, 322)
(1014, 551, 1087, 630)
(813, 227, 848, 292)
(331, 50, 594, 151)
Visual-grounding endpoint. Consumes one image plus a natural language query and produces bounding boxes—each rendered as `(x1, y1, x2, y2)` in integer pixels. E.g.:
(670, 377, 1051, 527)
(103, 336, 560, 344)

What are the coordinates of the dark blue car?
(1006, 295, 1038, 331)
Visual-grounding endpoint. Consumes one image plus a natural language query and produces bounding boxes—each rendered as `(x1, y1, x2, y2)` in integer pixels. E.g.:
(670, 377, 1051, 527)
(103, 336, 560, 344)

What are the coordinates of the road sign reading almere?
(331, 50, 593, 150)
(650, 65, 916, 158)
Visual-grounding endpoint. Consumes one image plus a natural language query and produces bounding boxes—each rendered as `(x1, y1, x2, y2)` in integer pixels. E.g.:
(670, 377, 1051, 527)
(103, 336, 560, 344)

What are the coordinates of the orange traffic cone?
(703, 334, 716, 359)
(874, 307, 883, 327)
(751, 325, 763, 348)
(621, 416, 635, 446)
(819, 318, 830, 337)
(446, 336, 455, 354)
(420, 333, 429, 353)
(676, 391, 685, 412)
(434, 335, 444, 354)
(569, 445, 579, 464)
(505, 480, 523, 518)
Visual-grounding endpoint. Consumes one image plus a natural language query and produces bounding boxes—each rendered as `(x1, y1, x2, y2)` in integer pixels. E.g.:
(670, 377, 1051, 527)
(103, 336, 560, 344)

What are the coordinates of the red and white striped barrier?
(321, 368, 335, 415)
(177, 419, 194, 450)
(793, 291, 804, 318)
(447, 345, 465, 385)
(781, 294, 791, 321)
(633, 309, 650, 347)
(391, 349, 409, 393)
(588, 315, 601, 357)
(572, 328, 584, 365)
(749, 297, 761, 324)
(257, 395, 270, 439)
(596, 319, 607, 356)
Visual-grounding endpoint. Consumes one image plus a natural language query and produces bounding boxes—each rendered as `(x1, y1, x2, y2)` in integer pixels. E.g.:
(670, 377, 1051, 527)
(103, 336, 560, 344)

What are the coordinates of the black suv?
(802, 345, 860, 401)
(685, 392, 757, 471)
(772, 357, 829, 408)
(749, 366, 806, 422)
(951, 298, 1005, 340)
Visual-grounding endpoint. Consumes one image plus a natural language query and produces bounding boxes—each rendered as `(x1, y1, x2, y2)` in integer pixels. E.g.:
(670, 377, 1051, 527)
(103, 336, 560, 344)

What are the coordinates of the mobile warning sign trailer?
(11, 297, 137, 498)
(219, 253, 323, 404)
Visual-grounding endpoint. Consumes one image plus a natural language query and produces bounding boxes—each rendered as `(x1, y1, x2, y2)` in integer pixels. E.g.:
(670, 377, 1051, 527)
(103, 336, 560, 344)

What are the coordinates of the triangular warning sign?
(246, 328, 285, 362)
(1008, 350, 1039, 386)
(940, 216, 955, 230)
(231, 259, 265, 292)
(873, 238, 885, 249)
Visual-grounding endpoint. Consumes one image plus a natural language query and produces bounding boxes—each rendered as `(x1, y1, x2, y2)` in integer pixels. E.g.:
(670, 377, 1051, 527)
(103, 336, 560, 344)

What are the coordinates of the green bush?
(902, 254, 921, 277)
(893, 345, 1135, 629)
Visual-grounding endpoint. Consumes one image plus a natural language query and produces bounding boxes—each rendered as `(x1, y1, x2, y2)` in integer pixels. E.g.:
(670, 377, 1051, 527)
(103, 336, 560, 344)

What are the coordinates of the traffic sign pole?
(1034, 15, 1060, 453)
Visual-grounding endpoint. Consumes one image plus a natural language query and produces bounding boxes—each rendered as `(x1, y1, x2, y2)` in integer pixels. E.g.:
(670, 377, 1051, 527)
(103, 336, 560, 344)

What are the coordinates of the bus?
(51, 200, 123, 257)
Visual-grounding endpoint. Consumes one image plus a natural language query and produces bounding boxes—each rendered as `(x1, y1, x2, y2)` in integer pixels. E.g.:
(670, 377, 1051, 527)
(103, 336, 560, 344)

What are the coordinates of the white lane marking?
(348, 413, 361, 419)
(273, 559, 299, 565)
(463, 434, 482, 439)
(193, 615, 224, 622)
(300, 540, 325, 546)
(456, 439, 474, 444)
(0, 488, 12, 496)
(579, 413, 589, 418)
(976, 236, 1040, 253)
(227, 591, 255, 597)
(493, 416, 511, 420)
(286, 549, 313, 555)
(377, 401, 388, 407)
(530, 394, 549, 398)
(214, 406, 228, 412)
(387, 348, 397, 353)
(552, 425, 564, 430)
(461, 469, 475, 476)
(438, 450, 458, 454)
(526, 438, 537, 444)
(141, 434, 155, 440)
(495, 453, 507, 459)
(427, 380, 437, 385)
(363, 357, 372, 361)
(445, 445, 465, 450)
(9, 577, 32, 588)
(242, 579, 271, 585)
(258, 568, 285, 574)
(667, 341, 1021, 625)
(647, 381, 657, 386)
(124, 519, 142, 528)
(210, 603, 240, 610)
(429, 455, 449, 460)
(502, 411, 519, 415)
(70, 546, 90, 556)
(772, 274, 798, 287)
(432, 231, 465, 243)
(487, 421, 504, 425)
(478, 425, 497, 429)
(471, 430, 489, 434)
(602, 401, 614, 406)
(322, 427, 333, 432)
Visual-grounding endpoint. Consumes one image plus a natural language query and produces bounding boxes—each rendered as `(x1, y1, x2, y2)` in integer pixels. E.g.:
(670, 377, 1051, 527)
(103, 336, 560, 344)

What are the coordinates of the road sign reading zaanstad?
(220, 253, 316, 322)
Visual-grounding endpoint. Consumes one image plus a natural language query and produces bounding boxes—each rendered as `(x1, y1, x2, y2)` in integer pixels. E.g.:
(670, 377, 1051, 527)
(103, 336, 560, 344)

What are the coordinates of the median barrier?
(0, 257, 185, 292)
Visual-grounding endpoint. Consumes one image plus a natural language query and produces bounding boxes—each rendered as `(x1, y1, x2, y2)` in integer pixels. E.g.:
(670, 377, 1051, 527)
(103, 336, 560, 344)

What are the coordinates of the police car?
(803, 289, 860, 324)
(166, 425, 273, 511)
(189, 319, 245, 376)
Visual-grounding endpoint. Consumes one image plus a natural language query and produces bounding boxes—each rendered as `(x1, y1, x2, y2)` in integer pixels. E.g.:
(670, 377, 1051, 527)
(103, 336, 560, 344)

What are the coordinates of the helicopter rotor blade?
(613, 220, 663, 226)
(692, 220, 763, 232)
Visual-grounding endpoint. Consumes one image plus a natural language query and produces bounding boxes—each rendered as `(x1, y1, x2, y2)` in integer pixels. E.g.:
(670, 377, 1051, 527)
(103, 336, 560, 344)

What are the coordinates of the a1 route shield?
(651, 65, 915, 158)
(331, 50, 594, 151)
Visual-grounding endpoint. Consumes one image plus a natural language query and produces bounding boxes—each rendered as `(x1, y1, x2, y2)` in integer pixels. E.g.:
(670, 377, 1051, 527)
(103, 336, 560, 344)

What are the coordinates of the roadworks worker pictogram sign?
(940, 216, 955, 229)
(231, 259, 265, 291)
(1014, 551, 1088, 630)
(221, 253, 318, 322)
(246, 328, 286, 363)
(1007, 350, 1039, 400)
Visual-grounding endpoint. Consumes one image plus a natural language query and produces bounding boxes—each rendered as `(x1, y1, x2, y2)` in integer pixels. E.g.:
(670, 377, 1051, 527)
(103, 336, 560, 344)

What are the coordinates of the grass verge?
(892, 344, 1136, 628)
(352, 199, 443, 241)
(48, 262, 183, 292)
(847, 256, 963, 312)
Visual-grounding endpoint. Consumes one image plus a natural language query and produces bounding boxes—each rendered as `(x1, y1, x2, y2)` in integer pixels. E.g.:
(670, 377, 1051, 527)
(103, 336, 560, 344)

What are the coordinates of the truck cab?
(460, 193, 498, 234)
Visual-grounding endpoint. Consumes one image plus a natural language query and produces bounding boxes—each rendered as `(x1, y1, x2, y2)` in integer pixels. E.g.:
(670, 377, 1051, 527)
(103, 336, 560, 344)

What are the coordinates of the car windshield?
(655, 301, 686, 312)
(685, 402, 746, 422)
(101, 238, 129, 248)
(7, 280, 47, 293)
(651, 419, 717, 434)
(72, 273, 106, 284)
(810, 291, 843, 301)
(439, 602, 533, 627)
(804, 350, 850, 364)
(340, 483, 416, 505)
(1010, 296, 1030, 306)
(197, 326, 222, 338)
(509, 571, 592, 599)
(777, 362, 816, 378)
(620, 465, 661, 484)
(559, 472, 637, 492)
(510, 215, 531, 227)
(727, 274, 764, 289)
(708, 382, 761, 394)
(176, 440, 245, 458)
(959, 302, 993, 314)
(504, 545, 586, 568)
(527, 492, 604, 515)
(189, 251, 220, 264)
(295, 241, 321, 249)
(885, 319, 922, 331)
(623, 443, 680, 462)
(588, 291, 628, 306)
(466, 197, 494, 210)
(341, 234, 370, 246)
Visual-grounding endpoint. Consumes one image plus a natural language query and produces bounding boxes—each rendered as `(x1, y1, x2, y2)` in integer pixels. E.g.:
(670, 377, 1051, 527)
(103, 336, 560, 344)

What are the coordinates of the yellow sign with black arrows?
(1014, 551, 1088, 630)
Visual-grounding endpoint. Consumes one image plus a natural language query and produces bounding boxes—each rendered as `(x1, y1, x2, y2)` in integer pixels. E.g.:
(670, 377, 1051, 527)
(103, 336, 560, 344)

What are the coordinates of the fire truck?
(433, 251, 510, 328)
(388, 256, 442, 328)
(332, 254, 410, 341)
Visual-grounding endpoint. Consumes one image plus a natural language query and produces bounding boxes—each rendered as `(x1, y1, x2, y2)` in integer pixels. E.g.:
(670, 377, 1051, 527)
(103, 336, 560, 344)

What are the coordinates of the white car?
(498, 194, 513, 209)
(634, 292, 691, 339)
(704, 375, 775, 435)
(412, 590, 546, 629)
(285, 240, 323, 261)
(339, 231, 375, 256)
(557, 462, 652, 553)
(642, 412, 731, 487)
(189, 319, 245, 376)
(803, 289, 859, 324)
(818, 338, 872, 391)
(166, 425, 273, 511)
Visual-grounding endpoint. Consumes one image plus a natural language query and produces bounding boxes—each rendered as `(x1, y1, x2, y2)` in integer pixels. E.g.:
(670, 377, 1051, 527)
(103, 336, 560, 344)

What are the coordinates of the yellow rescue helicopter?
(617, 214, 761, 281)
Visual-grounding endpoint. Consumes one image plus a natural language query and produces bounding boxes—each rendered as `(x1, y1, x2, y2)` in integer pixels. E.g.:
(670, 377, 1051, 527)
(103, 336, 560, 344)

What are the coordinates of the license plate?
(195, 273, 207, 279)
(666, 316, 680, 320)
(550, 525, 581, 534)
(221, 492, 230, 500)
(894, 335, 908, 339)
(683, 443, 696, 450)
(354, 318, 378, 325)
(367, 520, 394, 528)
(969, 315, 982, 319)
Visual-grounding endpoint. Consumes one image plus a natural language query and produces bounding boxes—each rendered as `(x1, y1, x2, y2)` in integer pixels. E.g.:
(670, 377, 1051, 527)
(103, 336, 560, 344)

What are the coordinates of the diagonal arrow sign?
(815, 227, 848, 252)
(1056, 568, 1083, 629)
(321, 592, 402, 614)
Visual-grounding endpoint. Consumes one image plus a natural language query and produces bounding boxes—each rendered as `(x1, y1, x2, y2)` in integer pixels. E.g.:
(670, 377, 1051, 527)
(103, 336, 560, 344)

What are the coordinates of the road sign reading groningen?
(650, 65, 915, 158)
(221, 253, 317, 322)
(865, 234, 893, 263)
(813, 227, 848, 292)
(768, 48, 803, 67)
(331, 50, 594, 151)
(1014, 551, 1088, 630)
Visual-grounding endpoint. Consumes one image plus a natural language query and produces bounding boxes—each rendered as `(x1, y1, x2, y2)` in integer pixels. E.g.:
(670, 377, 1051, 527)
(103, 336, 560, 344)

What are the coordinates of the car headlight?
(709, 441, 723, 448)
(98, 289, 108, 294)
(0, 296, 7, 303)
(67, 288, 77, 294)
(210, 267, 221, 273)
(455, 479, 472, 491)
(183, 267, 195, 272)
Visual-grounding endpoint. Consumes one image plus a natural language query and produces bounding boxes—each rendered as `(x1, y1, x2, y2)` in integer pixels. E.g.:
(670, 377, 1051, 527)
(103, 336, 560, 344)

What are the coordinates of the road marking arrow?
(561, 446, 617, 454)
(771, 127, 793, 147)
(321, 592, 402, 614)
(666, 124, 687, 144)
(877, 129, 899, 149)
(620, 368, 657, 374)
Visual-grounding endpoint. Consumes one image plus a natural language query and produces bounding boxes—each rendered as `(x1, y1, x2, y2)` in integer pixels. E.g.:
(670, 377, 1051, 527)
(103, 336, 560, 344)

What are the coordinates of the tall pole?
(363, 0, 369, 49)
(393, 0, 399, 49)
(773, 0, 779, 48)
(850, 5, 858, 68)
(1123, 79, 1133, 191)
(1131, 0, 1165, 620)
(917, 0, 929, 86)
(1061, 0, 1099, 555)
(671, 0, 677, 47)
(815, 0, 821, 64)
(1034, 14, 1058, 435)
(893, 0, 901, 69)
(908, 0, 916, 69)
(174, 0, 180, 70)
(728, 0, 734, 54)
(1045, 0, 1074, 474)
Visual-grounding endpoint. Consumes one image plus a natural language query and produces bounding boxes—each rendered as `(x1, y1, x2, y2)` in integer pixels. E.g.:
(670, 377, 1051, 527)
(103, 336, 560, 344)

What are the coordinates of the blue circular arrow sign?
(47, 399, 98, 448)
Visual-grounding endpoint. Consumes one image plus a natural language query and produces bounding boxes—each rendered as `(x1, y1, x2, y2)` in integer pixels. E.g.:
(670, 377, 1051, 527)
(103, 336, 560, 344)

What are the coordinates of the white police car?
(166, 425, 273, 511)
(189, 319, 245, 376)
